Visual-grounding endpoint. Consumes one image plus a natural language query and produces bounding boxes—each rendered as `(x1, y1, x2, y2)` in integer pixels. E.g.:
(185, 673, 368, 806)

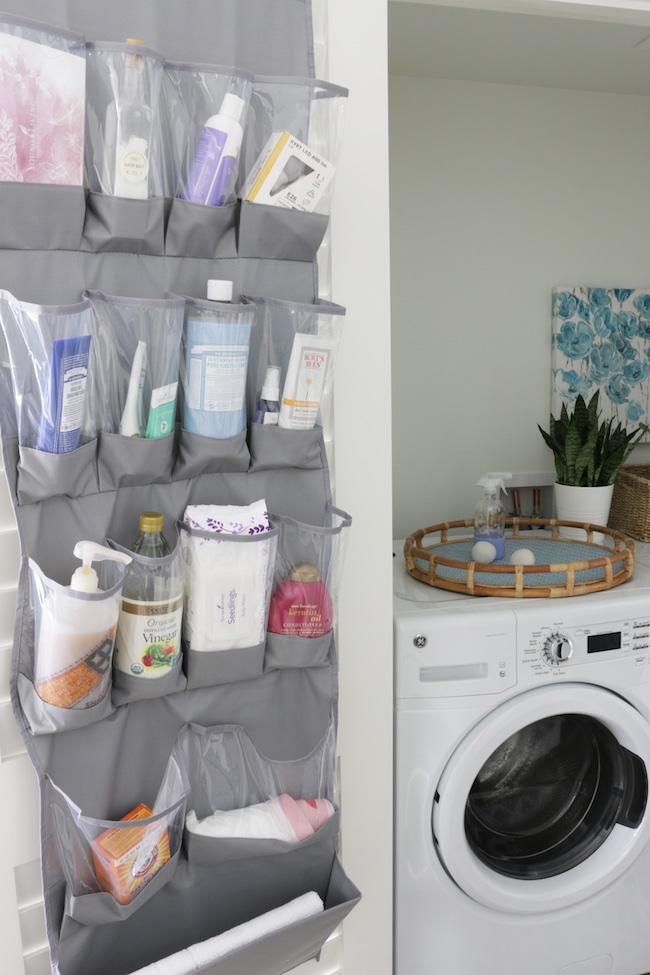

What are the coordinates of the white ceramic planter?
(554, 483, 615, 542)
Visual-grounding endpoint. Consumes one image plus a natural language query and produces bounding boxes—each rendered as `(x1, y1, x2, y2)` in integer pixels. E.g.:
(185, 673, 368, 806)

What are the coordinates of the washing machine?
(394, 539, 650, 975)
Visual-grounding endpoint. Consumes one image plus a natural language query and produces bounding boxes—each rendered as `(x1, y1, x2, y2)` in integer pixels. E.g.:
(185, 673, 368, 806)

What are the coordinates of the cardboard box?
(240, 130, 334, 212)
(91, 803, 170, 904)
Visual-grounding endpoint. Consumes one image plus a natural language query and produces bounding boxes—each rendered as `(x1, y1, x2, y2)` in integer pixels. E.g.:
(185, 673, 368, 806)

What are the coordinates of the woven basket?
(609, 464, 650, 541)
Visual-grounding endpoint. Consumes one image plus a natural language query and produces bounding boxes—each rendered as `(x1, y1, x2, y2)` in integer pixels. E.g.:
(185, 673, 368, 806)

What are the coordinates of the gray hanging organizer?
(0, 2, 359, 974)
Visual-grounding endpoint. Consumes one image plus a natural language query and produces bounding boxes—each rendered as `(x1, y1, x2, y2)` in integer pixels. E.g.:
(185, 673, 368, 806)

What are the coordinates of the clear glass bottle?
(114, 512, 184, 679)
(130, 510, 171, 560)
(107, 39, 154, 199)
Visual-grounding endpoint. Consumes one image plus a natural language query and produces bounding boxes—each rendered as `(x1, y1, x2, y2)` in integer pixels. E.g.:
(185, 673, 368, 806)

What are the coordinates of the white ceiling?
(388, 1, 650, 94)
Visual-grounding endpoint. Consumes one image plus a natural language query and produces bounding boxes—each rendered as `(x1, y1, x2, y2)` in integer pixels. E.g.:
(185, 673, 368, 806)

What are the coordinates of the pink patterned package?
(0, 28, 85, 185)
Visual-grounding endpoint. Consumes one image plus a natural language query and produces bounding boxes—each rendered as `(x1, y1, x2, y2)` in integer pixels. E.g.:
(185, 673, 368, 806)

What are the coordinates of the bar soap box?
(240, 131, 334, 211)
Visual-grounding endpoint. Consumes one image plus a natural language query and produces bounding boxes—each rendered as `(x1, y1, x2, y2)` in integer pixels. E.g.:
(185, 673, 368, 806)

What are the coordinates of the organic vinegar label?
(114, 594, 183, 678)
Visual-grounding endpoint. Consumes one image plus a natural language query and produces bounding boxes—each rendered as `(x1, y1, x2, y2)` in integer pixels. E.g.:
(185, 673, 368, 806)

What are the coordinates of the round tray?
(404, 518, 636, 598)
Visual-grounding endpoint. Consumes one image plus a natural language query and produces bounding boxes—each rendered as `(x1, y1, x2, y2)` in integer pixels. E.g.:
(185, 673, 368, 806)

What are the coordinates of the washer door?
(433, 683, 650, 914)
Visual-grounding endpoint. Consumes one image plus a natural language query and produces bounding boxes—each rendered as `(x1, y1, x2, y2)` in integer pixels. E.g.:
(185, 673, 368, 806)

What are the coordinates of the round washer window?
(465, 713, 647, 880)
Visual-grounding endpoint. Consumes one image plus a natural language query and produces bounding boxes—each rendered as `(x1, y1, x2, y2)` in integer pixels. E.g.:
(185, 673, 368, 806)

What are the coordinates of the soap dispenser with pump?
(473, 472, 512, 561)
(33, 542, 132, 710)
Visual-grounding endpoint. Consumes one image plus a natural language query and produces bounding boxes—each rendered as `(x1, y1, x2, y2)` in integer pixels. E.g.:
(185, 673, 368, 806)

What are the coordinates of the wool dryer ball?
(511, 548, 536, 565)
(471, 541, 497, 563)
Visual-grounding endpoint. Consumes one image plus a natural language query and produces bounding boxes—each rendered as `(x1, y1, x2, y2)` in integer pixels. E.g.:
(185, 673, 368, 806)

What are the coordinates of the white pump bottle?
(34, 542, 132, 710)
(473, 472, 512, 560)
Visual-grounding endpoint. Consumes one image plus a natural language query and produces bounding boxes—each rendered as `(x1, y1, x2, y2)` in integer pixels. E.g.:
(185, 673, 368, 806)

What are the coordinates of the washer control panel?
(517, 601, 650, 679)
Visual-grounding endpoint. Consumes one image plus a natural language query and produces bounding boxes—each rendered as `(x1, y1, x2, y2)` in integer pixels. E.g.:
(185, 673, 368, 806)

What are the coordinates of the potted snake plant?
(538, 391, 645, 538)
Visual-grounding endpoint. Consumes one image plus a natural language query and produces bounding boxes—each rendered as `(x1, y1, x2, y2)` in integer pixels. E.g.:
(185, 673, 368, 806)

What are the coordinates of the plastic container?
(473, 472, 512, 561)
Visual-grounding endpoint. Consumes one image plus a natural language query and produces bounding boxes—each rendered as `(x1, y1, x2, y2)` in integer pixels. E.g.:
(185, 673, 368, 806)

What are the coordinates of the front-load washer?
(394, 540, 650, 975)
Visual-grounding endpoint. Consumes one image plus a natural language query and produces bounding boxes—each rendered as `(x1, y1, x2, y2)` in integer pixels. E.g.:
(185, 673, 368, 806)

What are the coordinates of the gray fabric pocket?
(17, 673, 115, 736)
(65, 850, 180, 926)
(97, 431, 175, 491)
(264, 632, 332, 671)
(183, 643, 265, 690)
(81, 193, 166, 255)
(248, 423, 323, 471)
(111, 659, 187, 706)
(173, 428, 250, 480)
(16, 439, 99, 505)
(0, 183, 85, 251)
(165, 199, 238, 259)
(237, 201, 329, 261)
(183, 806, 339, 864)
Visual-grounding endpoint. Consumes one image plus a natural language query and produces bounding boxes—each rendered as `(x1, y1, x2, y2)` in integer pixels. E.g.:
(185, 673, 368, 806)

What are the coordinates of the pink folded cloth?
(186, 793, 335, 842)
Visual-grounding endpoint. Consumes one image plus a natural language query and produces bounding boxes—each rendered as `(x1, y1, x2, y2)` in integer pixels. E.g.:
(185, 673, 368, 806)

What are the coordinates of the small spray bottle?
(34, 542, 132, 709)
(473, 472, 512, 560)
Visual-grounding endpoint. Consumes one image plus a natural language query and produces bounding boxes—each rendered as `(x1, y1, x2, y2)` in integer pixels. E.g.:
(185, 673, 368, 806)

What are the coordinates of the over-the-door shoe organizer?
(0, 2, 360, 974)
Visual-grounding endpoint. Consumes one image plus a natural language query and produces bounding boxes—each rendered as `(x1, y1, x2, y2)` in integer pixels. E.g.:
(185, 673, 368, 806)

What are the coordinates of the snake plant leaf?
(538, 390, 643, 487)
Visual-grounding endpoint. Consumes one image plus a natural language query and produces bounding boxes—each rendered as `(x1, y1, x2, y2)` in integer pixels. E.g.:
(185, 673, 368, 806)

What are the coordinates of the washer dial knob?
(542, 631, 573, 665)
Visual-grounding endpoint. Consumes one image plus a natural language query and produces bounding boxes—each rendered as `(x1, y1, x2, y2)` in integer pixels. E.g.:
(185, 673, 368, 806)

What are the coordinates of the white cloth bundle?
(186, 794, 335, 842)
(126, 891, 324, 975)
(181, 499, 272, 651)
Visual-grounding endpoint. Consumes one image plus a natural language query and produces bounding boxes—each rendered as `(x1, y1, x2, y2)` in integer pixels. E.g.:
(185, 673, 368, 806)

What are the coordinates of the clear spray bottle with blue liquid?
(473, 472, 512, 560)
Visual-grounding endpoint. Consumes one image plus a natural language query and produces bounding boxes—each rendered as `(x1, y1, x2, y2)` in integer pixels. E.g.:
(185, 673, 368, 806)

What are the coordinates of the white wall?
(390, 72, 650, 539)
(328, 0, 394, 972)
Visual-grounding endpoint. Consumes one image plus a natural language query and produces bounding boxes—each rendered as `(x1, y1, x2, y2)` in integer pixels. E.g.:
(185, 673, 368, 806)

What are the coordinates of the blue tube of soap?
(37, 334, 92, 453)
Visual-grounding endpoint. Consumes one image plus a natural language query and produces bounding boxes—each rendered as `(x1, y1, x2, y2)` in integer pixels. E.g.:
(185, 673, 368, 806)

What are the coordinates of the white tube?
(120, 340, 147, 436)
(278, 333, 334, 430)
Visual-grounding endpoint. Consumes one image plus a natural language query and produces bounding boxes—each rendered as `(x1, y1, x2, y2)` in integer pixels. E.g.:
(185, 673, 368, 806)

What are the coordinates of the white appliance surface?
(394, 536, 650, 975)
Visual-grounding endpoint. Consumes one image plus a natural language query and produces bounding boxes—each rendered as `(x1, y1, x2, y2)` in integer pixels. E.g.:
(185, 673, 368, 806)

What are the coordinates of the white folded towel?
(126, 891, 324, 974)
(185, 795, 335, 842)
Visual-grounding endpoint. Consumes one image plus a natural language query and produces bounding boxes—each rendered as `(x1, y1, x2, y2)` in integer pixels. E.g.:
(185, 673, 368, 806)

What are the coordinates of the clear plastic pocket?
(239, 77, 348, 222)
(0, 15, 86, 188)
(178, 719, 337, 863)
(17, 555, 129, 735)
(265, 506, 351, 670)
(85, 41, 166, 200)
(245, 295, 345, 445)
(179, 506, 278, 688)
(46, 744, 189, 924)
(0, 290, 98, 454)
(162, 62, 252, 258)
(86, 290, 184, 445)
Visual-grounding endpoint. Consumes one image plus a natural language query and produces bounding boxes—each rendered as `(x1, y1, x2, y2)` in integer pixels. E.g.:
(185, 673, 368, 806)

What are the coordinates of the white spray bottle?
(34, 542, 132, 710)
(473, 472, 512, 560)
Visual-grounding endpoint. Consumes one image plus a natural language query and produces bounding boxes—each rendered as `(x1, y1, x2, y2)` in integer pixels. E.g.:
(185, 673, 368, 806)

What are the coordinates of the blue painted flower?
(617, 311, 639, 339)
(634, 293, 650, 318)
(638, 318, 650, 340)
(552, 368, 591, 401)
(627, 400, 645, 423)
(611, 334, 637, 361)
(589, 342, 624, 383)
(588, 288, 611, 310)
(606, 375, 630, 404)
(553, 292, 578, 320)
(555, 320, 593, 360)
(623, 359, 650, 384)
(593, 308, 616, 337)
(614, 289, 635, 304)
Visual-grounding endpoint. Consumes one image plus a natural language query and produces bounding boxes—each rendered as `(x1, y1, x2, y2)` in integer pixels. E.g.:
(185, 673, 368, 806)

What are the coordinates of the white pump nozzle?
(71, 541, 132, 593)
(477, 472, 512, 497)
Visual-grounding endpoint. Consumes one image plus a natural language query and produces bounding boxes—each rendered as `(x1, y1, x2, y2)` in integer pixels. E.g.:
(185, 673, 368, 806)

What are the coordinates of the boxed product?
(239, 130, 334, 212)
(91, 803, 170, 904)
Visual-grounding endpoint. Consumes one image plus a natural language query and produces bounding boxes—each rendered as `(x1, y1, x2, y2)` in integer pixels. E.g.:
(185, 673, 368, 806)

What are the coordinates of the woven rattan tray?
(404, 518, 635, 597)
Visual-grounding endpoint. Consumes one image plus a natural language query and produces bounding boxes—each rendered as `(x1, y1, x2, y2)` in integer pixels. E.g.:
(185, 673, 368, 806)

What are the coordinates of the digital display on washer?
(587, 631, 622, 653)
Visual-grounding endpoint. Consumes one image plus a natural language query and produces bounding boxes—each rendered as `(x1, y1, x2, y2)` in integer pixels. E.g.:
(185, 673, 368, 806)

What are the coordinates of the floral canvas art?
(552, 286, 650, 442)
(0, 24, 85, 185)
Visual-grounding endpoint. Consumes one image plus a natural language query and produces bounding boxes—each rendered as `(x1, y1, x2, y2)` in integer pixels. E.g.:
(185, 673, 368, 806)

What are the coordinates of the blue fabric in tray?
(416, 537, 626, 588)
